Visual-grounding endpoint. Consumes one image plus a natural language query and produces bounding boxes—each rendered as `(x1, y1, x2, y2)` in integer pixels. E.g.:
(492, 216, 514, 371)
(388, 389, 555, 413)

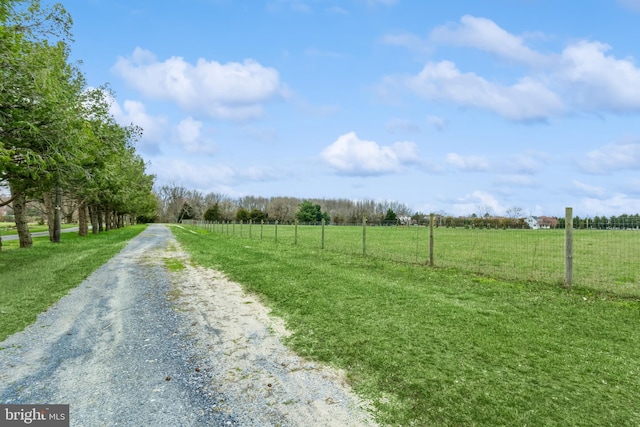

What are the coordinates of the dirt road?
(0, 224, 377, 426)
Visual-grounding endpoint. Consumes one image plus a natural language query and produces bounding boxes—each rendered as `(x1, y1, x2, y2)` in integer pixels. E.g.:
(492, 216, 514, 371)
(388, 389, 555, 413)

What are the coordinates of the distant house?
(525, 216, 558, 229)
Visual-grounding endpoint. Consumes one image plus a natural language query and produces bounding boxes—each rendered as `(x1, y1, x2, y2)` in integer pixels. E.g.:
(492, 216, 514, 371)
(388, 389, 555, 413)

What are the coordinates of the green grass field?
(173, 224, 640, 426)
(199, 222, 640, 298)
(0, 225, 147, 341)
(0, 222, 78, 236)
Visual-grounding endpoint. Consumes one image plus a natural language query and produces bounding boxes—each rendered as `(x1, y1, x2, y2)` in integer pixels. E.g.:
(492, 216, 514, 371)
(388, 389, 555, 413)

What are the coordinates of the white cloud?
(508, 151, 548, 174)
(150, 158, 284, 193)
(382, 15, 640, 121)
(446, 153, 490, 171)
(404, 61, 564, 121)
(579, 194, 640, 216)
(108, 98, 168, 155)
(450, 191, 503, 216)
(572, 180, 606, 198)
(579, 142, 640, 174)
(112, 48, 289, 120)
(557, 41, 640, 111)
(494, 175, 536, 187)
(173, 117, 217, 155)
(430, 15, 549, 66)
(321, 131, 420, 175)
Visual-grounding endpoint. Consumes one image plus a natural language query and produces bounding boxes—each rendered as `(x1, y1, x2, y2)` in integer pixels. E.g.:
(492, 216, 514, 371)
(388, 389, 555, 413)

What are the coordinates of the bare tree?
(506, 206, 524, 219)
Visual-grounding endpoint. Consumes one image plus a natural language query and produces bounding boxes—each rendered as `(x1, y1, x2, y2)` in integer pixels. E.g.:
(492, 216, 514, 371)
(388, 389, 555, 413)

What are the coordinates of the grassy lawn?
(0, 222, 78, 236)
(204, 222, 640, 297)
(0, 225, 147, 341)
(172, 225, 640, 426)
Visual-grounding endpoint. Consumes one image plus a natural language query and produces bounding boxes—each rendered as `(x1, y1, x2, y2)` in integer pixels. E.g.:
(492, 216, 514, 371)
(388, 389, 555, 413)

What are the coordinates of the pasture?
(174, 224, 640, 426)
(199, 222, 640, 298)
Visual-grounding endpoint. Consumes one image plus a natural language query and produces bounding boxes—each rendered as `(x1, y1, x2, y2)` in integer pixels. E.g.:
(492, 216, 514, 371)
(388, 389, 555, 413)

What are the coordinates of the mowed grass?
(207, 222, 640, 297)
(0, 225, 147, 341)
(0, 222, 79, 236)
(173, 225, 640, 426)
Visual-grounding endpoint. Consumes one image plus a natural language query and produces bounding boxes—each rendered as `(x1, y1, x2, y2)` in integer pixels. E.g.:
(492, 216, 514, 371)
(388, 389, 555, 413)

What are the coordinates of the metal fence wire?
(182, 210, 640, 297)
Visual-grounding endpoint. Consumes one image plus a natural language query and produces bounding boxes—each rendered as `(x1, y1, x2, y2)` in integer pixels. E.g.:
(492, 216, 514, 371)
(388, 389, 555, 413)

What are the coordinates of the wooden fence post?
(321, 219, 325, 249)
(429, 213, 435, 267)
(275, 220, 278, 242)
(261, 220, 264, 240)
(295, 219, 298, 245)
(249, 220, 252, 238)
(362, 213, 367, 256)
(564, 207, 573, 288)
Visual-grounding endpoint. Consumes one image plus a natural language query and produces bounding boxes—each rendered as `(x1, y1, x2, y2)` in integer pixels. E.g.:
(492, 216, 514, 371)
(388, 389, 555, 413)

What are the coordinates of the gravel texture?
(0, 224, 378, 427)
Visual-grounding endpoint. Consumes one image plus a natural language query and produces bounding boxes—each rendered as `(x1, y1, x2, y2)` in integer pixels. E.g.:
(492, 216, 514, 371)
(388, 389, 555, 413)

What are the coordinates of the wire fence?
(181, 210, 640, 297)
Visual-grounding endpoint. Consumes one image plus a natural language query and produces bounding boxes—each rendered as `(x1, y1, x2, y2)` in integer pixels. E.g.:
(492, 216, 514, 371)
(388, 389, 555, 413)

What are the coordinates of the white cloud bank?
(381, 15, 640, 122)
(321, 131, 420, 175)
(112, 48, 289, 120)
(579, 142, 640, 174)
(446, 153, 490, 171)
(173, 117, 217, 155)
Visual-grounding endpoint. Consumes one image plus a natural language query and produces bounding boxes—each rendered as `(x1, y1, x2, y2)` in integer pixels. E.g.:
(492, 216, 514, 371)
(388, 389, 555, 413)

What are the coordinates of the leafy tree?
(384, 208, 397, 222)
(204, 203, 221, 222)
(296, 200, 330, 224)
(236, 208, 250, 222)
(1, 1, 78, 246)
(249, 208, 267, 222)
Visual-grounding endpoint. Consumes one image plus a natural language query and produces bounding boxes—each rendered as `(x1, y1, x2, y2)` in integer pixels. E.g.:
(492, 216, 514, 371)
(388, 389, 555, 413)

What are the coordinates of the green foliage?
(0, 2, 156, 237)
(236, 207, 267, 222)
(296, 200, 330, 224)
(236, 208, 249, 221)
(204, 203, 221, 222)
(172, 226, 640, 427)
(163, 257, 185, 272)
(249, 208, 267, 222)
(383, 208, 397, 222)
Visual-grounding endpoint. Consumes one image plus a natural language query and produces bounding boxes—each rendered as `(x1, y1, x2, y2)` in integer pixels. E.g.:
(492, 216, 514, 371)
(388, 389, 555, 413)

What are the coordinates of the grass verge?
(0, 223, 78, 236)
(0, 225, 147, 341)
(171, 225, 640, 426)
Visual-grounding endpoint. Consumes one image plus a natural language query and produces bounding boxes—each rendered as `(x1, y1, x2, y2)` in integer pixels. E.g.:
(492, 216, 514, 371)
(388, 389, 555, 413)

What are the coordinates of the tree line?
(0, 0, 156, 250)
(154, 185, 640, 230)
(154, 185, 412, 225)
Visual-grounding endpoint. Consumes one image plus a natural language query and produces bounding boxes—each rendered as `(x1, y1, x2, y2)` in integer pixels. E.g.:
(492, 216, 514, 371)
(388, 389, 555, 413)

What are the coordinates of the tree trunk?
(104, 208, 111, 232)
(43, 191, 55, 241)
(52, 186, 62, 243)
(118, 213, 124, 229)
(78, 200, 89, 237)
(89, 204, 99, 234)
(10, 184, 32, 248)
(97, 206, 104, 233)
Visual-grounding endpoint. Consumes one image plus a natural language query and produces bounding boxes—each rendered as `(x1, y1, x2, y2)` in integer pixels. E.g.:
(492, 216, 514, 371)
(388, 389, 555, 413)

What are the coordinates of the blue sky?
(66, 0, 640, 217)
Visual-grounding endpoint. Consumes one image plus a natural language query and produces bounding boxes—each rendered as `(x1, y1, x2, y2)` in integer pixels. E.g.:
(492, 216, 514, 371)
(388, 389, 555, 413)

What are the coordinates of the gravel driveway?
(0, 224, 377, 426)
